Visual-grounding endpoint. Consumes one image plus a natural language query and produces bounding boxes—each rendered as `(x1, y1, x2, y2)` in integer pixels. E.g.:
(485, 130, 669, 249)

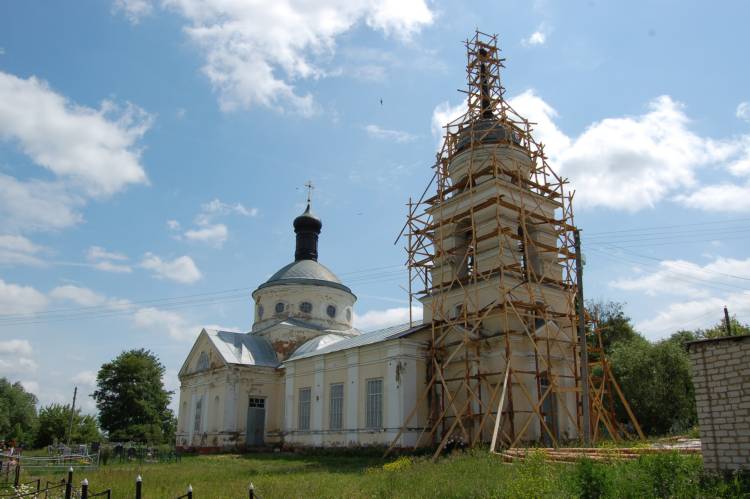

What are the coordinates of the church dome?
(257, 259, 353, 294)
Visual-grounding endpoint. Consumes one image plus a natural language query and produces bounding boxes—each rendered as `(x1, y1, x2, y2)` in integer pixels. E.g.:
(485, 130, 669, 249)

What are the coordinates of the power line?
(586, 217, 750, 237)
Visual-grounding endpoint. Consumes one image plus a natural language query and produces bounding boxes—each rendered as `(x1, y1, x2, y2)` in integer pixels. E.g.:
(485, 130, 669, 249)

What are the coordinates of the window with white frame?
(329, 383, 344, 430)
(298, 388, 311, 430)
(365, 378, 383, 429)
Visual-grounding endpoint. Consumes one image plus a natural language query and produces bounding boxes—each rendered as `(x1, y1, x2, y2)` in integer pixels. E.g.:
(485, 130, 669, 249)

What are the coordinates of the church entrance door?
(247, 397, 266, 446)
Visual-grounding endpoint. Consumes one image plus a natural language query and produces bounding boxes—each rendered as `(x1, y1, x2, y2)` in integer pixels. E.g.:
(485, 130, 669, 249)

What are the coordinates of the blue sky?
(1, 0, 749, 413)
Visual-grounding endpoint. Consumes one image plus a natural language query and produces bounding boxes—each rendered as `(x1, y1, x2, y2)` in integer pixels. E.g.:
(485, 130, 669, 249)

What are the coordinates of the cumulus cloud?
(140, 253, 202, 283)
(0, 71, 152, 233)
(354, 306, 423, 331)
(608, 256, 750, 338)
(432, 91, 750, 212)
(177, 198, 257, 248)
(0, 72, 151, 196)
(522, 24, 548, 46)
(113, 0, 154, 23)
(0, 278, 48, 315)
(184, 223, 228, 246)
(0, 339, 37, 377)
(0, 234, 45, 266)
(364, 124, 417, 143)
(133, 306, 200, 341)
(116, 0, 433, 114)
(0, 339, 33, 356)
(0, 174, 83, 233)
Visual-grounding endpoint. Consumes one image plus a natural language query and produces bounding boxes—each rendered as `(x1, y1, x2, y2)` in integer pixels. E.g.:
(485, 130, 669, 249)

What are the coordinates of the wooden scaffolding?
(387, 31, 641, 459)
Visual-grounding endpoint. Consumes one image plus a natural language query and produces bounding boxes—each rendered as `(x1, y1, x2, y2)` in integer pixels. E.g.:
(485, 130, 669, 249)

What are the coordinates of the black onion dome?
(293, 204, 322, 262)
(293, 204, 322, 232)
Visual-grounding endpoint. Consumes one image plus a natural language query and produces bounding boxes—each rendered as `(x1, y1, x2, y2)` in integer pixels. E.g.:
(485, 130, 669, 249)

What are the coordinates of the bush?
(573, 458, 608, 499)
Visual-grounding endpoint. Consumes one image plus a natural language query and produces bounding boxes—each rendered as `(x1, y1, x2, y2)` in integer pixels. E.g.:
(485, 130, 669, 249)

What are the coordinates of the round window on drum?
(275, 302, 285, 314)
(326, 305, 336, 318)
(300, 301, 313, 314)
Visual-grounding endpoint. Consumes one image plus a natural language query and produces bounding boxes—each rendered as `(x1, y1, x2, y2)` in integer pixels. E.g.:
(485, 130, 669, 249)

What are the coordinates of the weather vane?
(304, 180, 314, 206)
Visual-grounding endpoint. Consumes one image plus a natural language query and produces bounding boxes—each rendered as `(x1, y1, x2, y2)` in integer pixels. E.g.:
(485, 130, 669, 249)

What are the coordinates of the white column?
(224, 376, 238, 432)
(284, 364, 295, 442)
(188, 391, 196, 442)
(313, 357, 325, 446)
(346, 350, 359, 445)
(385, 345, 401, 440)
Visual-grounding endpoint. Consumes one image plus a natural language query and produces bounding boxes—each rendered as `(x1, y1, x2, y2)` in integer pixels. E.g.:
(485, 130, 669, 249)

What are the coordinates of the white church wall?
(281, 338, 427, 448)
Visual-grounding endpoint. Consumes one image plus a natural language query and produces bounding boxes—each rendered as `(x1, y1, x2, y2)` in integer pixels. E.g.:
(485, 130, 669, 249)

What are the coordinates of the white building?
(176, 204, 430, 450)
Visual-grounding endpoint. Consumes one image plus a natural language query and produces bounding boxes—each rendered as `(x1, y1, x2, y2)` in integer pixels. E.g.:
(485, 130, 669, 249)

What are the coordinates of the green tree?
(0, 378, 38, 446)
(35, 404, 100, 448)
(695, 315, 750, 339)
(586, 300, 639, 353)
(93, 349, 174, 443)
(609, 337, 696, 435)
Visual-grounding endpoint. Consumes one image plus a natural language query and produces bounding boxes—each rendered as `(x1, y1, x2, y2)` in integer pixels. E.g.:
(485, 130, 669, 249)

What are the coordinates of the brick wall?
(687, 335, 750, 471)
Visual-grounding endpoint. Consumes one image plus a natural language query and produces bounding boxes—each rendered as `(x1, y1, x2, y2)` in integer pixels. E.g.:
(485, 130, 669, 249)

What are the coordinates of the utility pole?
(574, 230, 591, 445)
(724, 306, 732, 336)
(66, 386, 77, 447)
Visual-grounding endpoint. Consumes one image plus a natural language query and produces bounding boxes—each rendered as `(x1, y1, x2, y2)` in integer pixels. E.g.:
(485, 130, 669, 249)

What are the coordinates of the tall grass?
(18, 450, 747, 498)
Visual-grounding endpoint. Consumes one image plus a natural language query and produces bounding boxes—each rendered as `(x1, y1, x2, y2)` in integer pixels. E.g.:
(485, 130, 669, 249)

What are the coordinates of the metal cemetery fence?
(2, 461, 261, 499)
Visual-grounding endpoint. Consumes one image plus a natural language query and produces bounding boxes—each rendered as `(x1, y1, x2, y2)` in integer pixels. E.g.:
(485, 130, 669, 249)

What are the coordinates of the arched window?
(257, 304, 264, 319)
(346, 308, 352, 322)
(196, 351, 209, 371)
(275, 302, 285, 314)
(212, 395, 221, 432)
(300, 302, 313, 314)
(517, 225, 527, 280)
(326, 305, 336, 318)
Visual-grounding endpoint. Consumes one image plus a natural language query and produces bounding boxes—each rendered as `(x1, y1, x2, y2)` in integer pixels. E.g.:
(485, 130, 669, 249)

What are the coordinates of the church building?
(175, 204, 430, 450)
(176, 32, 583, 452)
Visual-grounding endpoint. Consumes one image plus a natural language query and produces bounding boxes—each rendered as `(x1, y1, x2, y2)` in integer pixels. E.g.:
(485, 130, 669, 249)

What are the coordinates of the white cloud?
(522, 25, 548, 46)
(0, 339, 37, 378)
(87, 246, 128, 261)
(50, 285, 107, 307)
(72, 370, 97, 386)
(117, 0, 433, 114)
(675, 184, 750, 212)
(0, 278, 48, 315)
(113, 0, 154, 23)
(0, 339, 33, 356)
(179, 198, 257, 247)
(20, 380, 39, 393)
(0, 71, 151, 197)
(364, 124, 417, 143)
(184, 223, 228, 246)
(354, 306, 423, 331)
(0, 71, 152, 234)
(737, 101, 750, 123)
(140, 253, 202, 283)
(0, 174, 83, 232)
(86, 245, 132, 273)
(433, 92, 750, 212)
(608, 255, 750, 339)
(199, 199, 257, 220)
(0, 234, 45, 266)
(431, 100, 465, 145)
(133, 307, 199, 341)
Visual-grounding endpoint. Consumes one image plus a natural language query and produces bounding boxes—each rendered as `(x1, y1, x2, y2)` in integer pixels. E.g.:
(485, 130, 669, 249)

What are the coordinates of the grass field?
(12, 450, 748, 498)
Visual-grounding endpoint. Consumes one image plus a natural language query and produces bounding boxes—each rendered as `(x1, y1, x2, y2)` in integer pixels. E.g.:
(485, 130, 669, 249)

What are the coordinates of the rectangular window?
(365, 378, 383, 429)
(298, 387, 311, 430)
(193, 397, 203, 433)
(329, 383, 344, 430)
